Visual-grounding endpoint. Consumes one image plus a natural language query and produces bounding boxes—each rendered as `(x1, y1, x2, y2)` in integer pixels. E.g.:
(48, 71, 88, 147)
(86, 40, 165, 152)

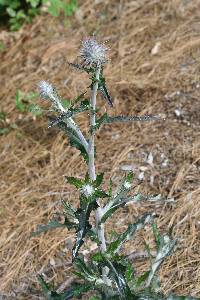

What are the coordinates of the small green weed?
(0, 110, 18, 135)
(0, 0, 78, 31)
(15, 89, 42, 117)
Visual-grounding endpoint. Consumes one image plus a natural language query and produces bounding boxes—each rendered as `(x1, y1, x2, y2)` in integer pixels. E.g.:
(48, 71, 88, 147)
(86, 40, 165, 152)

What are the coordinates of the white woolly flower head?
(79, 38, 108, 67)
(38, 80, 56, 100)
(38, 80, 65, 112)
(81, 184, 95, 197)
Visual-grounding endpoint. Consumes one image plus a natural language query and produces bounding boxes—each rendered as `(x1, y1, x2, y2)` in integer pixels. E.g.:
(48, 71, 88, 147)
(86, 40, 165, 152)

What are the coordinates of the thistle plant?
(33, 38, 199, 300)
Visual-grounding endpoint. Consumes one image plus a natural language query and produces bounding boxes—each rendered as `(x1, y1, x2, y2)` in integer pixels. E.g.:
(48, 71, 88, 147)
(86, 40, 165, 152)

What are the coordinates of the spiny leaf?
(152, 223, 161, 250)
(94, 113, 160, 132)
(62, 200, 78, 229)
(101, 202, 125, 224)
(94, 172, 104, 187)
(38, 275, 67, 300)
(146, 234, 177, 288)
(74, 256, 99, 283)
(84, 172, 90, 183)
(57, 122, 89, 162)
(62, 200, 76, 218)
(38, 274, 91, 300)
(86, 228, 99, 244)
(68, 61, 94, 74)
(48, 100, 90, 128)
(65, 176, 84, 188)
(108, 179, 113, 197)
(125, 262, 135, 283)
(70, 91, 87, 108)
(104, 115, 160, 123)
(98, 68, 113, 107)
(72, 200, 98, 260)
(94, 189, 109, 198)
(101, 172, 134, 223)
(135, 271, 150, 288)
(72, 282, 93, 297)
(103, 257, 134, 299)
(126, 171, 134, 182)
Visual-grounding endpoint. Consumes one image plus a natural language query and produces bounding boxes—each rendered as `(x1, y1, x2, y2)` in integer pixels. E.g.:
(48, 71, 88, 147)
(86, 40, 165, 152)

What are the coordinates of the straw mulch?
(0, 0, 200, 299)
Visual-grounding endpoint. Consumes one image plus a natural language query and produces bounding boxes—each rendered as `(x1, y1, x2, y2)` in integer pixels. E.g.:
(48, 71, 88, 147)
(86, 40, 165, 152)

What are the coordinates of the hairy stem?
(88, 66, 109, 282)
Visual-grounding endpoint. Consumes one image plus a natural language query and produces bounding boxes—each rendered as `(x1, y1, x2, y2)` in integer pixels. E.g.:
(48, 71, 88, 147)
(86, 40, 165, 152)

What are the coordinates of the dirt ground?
(0, 0, 200, 299)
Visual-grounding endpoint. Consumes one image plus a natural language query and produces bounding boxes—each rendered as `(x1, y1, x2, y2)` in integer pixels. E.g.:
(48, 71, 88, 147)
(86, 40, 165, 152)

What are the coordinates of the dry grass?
(0, 0, 200, 298)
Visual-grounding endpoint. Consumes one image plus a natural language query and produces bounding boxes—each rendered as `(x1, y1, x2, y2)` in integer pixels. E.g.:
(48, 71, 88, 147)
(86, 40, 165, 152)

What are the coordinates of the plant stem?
(88, 66, 109, 282)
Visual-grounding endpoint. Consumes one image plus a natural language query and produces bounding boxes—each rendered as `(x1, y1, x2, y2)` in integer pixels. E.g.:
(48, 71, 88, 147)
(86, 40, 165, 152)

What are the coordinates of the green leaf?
(91, 252, 104, 263)
(126, 171, 134, 183)
(84, 172, 90, 183)
(48, 101, 90, 128)
(72, 199, 98, 260)
(94, 113, 160, 132)
(28, 104, 43, 116)
(0, 42, 6, 52)
(27, 0, 40, 8)
(124, 193, 162, 205)
(144, 240, 153, 263)
(62, 0, 77, 17)
(94, 173, 104, 187)
(98, 68, 113, 107)
(125, 261, 134, 283)
(108, 179, 113, 197)
(0, 128, 10, 135)
(62, 200, 76, 218)
(15, 90, 25, 112)
(6, 7, 16, 17)
(0, 111, 6, 121)
(62, 200, 78, 229)
(92, 113, 108, 132)
(24, 91, 38, 100)
(61, 99, 71, 109)
(70, 91, 87, 108)
(47, 0, 61, 17)
(31, 220, 65, 237)
(86, 228, 99, 244)
(135, 271, 150, 288)
(72, 282, 92, 297)
(152, 223, 161, 250)
(66, 127, 89, 162)
(38, 275, 52, 299)
(53, 119, 89, 162)
(75, 256, 97, 282)
(101, 172, 134, 223)
(103, 257, 133, 299)
(65, 176, 84, 188)
(146, 234, 177, 288)
(38, 275, 66, 300)
(94, 189, 109, 198)
(101, 203, 122, 224)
